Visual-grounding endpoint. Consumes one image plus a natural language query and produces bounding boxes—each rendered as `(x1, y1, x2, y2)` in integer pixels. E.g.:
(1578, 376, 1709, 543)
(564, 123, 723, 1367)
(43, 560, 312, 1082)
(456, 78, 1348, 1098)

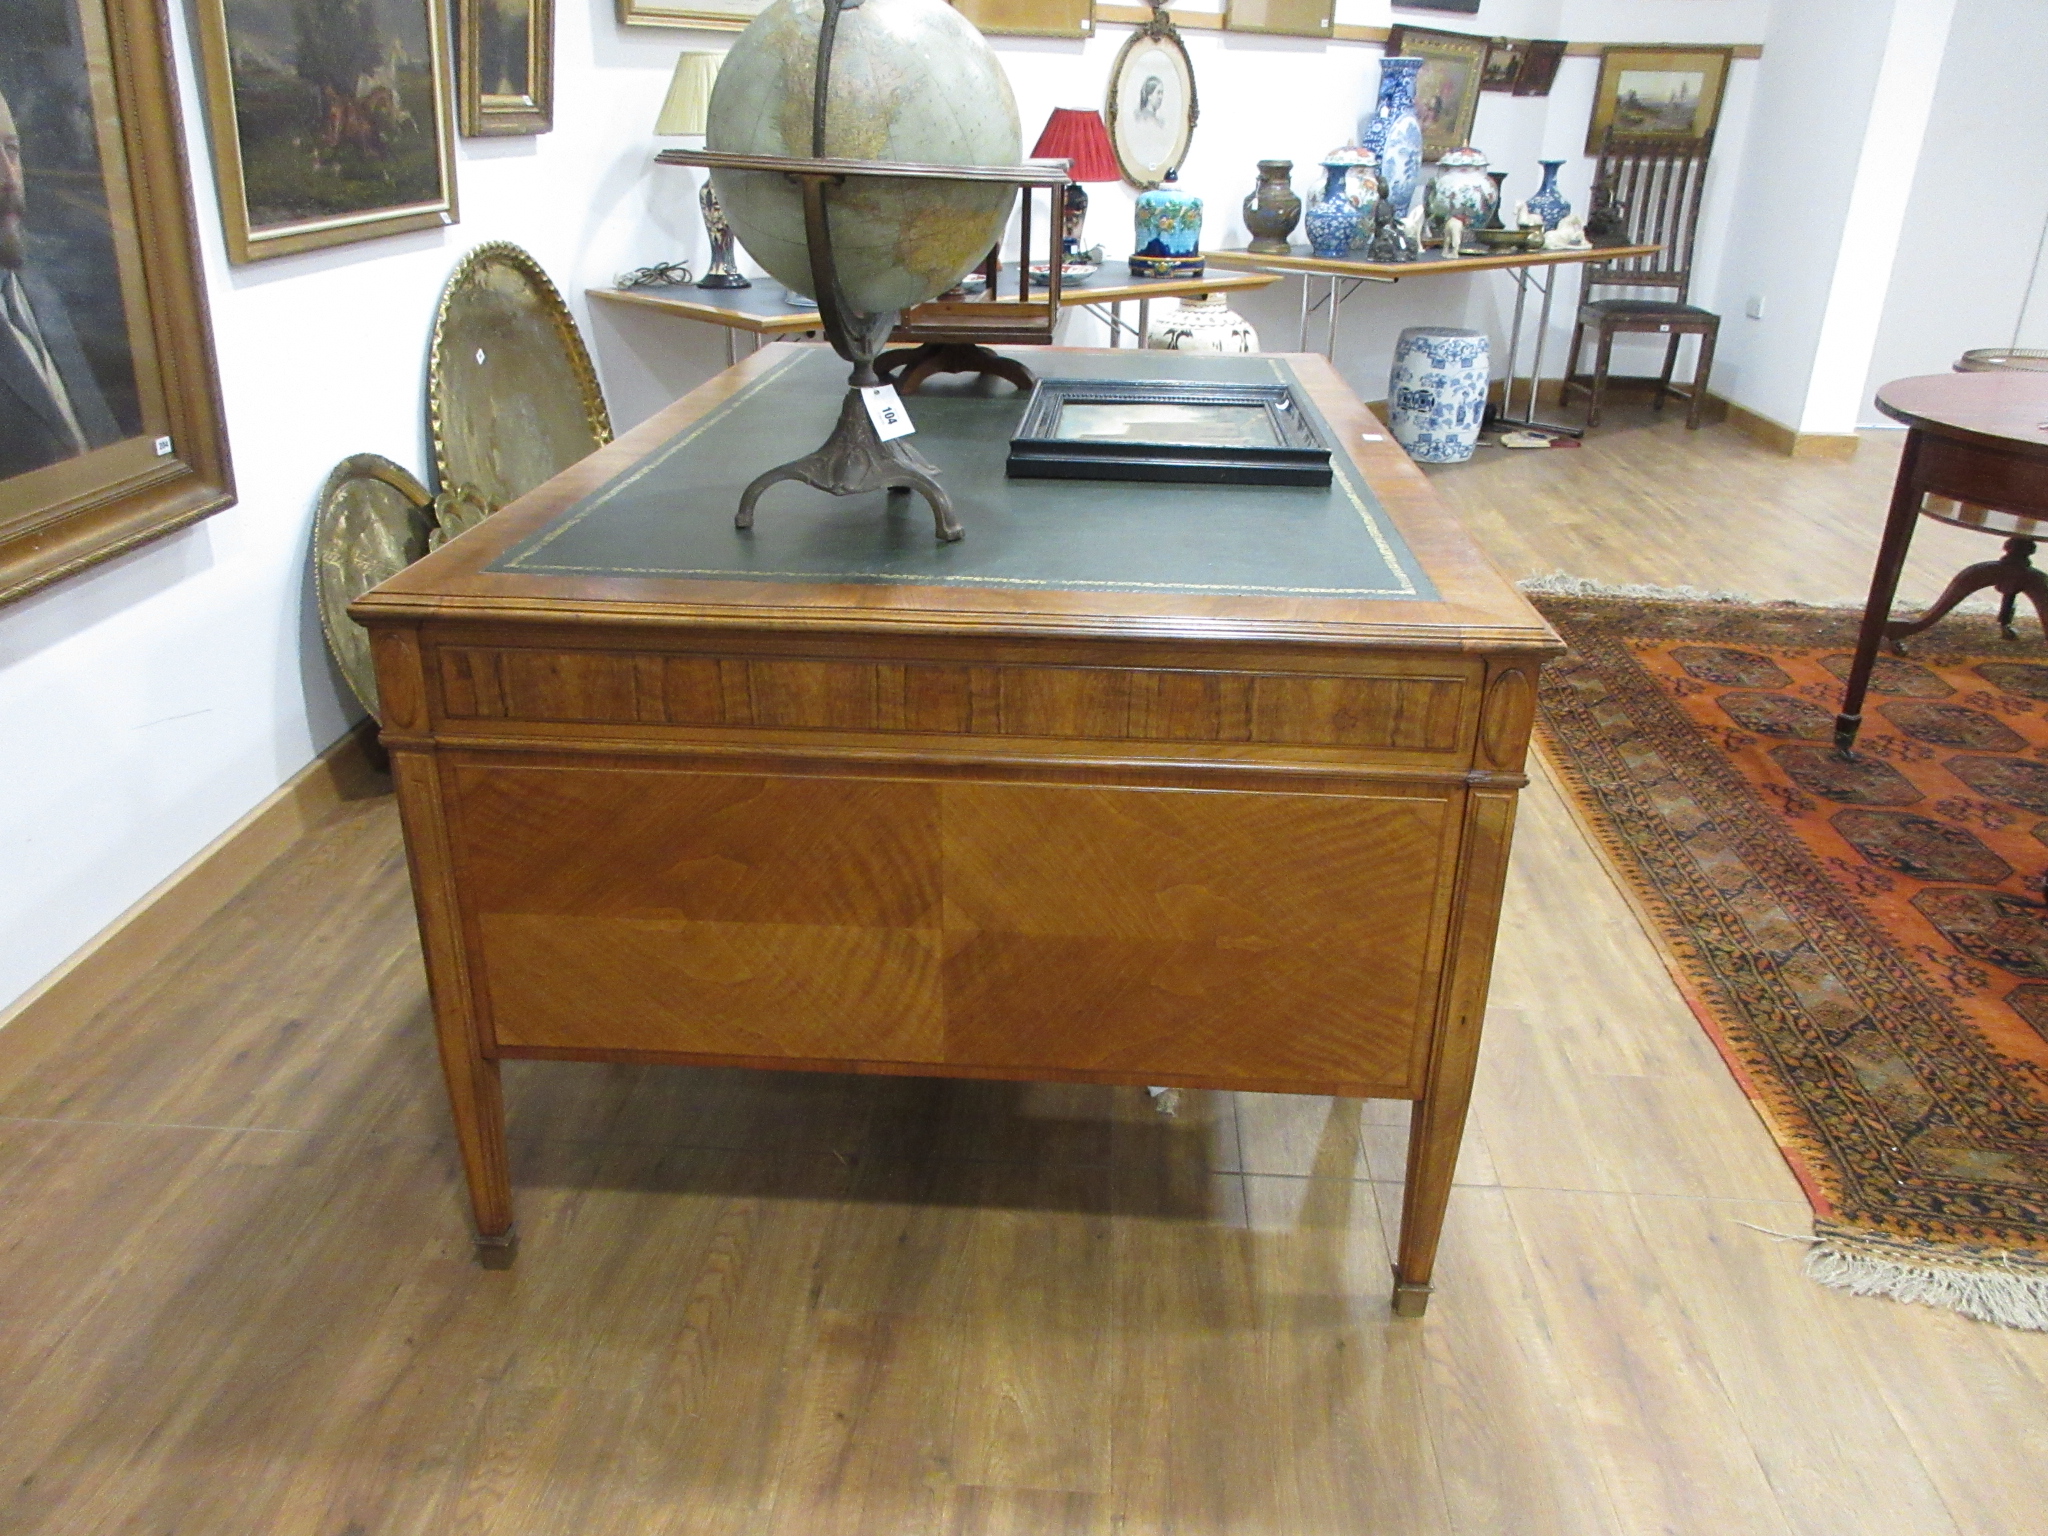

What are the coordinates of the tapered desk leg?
(390, 750, 516, 1257)
(1835, 431, 1927, 758)
(1394, 785, 1520, 1316)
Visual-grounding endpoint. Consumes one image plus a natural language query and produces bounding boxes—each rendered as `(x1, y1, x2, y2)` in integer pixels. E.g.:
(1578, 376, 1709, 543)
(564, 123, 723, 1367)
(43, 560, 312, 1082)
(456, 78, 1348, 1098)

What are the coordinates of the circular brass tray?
(428, 241, 612, 512)
(313, 454, 437, 717)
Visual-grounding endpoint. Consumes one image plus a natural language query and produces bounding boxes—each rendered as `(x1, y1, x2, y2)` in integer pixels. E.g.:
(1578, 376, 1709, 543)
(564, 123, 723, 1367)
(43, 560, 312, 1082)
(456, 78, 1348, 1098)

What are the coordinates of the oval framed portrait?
(1106, 17, 1197, 189)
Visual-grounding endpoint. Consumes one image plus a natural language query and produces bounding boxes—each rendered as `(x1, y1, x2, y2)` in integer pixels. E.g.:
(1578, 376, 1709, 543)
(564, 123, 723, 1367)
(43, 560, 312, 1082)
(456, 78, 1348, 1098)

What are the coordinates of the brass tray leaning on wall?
(428, 242, 613, 513)
(313, 455, 439, 716)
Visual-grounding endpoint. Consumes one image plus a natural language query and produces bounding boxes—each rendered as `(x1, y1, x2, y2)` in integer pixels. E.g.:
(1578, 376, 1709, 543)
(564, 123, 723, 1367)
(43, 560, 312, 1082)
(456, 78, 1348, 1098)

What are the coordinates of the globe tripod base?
(736, 386, 962, 542)
(876, 343, 1035, 397)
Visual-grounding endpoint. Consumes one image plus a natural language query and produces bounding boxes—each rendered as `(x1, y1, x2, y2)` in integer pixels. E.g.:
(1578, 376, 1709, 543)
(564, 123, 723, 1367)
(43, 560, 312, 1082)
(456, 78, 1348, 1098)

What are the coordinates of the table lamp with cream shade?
(655, 51, 748, 289)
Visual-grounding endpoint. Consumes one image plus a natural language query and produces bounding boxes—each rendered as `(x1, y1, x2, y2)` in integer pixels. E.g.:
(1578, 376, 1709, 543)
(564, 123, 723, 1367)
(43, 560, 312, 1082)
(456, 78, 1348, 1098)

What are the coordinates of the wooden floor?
(5, 402, 2047, 1535)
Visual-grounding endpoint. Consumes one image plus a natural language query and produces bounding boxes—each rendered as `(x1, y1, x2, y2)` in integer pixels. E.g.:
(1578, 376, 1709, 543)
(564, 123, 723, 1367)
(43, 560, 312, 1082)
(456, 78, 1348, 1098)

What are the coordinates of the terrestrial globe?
(706, 0, 1022, 317)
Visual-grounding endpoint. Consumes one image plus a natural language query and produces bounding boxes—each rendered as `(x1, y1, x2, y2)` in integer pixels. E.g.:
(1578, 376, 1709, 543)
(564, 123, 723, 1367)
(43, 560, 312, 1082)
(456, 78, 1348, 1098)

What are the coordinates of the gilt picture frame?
(0, 0, 235, 606)
(458, 0, 553, 136)
(1386, 26, 1487, 161)
(192, 0, 460, 263)
(1222, 0, 1333, 40)
(949, 0, 1094, 38)
(1105, 7, 1196, 190)
(615, 0, 770, 28)
(1586, 46, 1732, 153)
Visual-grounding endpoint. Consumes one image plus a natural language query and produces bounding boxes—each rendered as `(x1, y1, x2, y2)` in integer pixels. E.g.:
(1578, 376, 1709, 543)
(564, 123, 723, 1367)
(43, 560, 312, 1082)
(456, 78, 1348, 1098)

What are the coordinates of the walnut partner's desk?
(353, 345, 1560, 1316)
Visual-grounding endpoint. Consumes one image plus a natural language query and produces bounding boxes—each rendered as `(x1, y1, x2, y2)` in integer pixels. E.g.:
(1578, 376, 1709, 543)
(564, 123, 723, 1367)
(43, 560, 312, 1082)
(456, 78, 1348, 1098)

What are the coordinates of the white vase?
(1145, 293, 1259, 353)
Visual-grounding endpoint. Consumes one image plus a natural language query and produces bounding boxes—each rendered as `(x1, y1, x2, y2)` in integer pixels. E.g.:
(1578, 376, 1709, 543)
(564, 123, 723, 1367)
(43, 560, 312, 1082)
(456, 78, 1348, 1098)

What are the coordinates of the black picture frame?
(1007, 379, 1334, 487)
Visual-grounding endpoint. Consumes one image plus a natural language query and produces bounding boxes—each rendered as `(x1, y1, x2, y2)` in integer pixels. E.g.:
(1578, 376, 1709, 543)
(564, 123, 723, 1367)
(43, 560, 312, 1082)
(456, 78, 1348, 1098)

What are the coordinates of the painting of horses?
(194, 0, 458, 262)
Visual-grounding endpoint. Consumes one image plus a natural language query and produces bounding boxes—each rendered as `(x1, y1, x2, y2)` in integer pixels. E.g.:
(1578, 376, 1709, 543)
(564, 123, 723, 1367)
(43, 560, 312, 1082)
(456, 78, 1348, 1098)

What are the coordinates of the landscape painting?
(1587, 46, 1730, 152)
(194, 0, 458, 262)
(460, 0, 553, 136)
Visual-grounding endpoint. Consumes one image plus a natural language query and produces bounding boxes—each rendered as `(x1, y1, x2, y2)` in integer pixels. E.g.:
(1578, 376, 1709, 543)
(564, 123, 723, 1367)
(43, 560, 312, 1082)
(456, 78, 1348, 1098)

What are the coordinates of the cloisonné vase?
(1305, 160, 1362, 259)
(1527, 159, 1572, 230)
(1359, 56, 1424, 218)
(1131, 172, 1205, 279)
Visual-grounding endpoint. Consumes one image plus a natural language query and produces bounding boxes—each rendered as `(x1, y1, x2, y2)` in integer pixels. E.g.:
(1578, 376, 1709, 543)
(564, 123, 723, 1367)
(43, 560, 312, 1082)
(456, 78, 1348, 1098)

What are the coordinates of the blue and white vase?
(1359, 56, 1424, 218)
(1132, 172, 1205, 278)
(1304, 159, 1361, 259)
(1527, 159, 1571, 230)
(1388, 327, 1491, 464)
(1425, 147, 1496, 247)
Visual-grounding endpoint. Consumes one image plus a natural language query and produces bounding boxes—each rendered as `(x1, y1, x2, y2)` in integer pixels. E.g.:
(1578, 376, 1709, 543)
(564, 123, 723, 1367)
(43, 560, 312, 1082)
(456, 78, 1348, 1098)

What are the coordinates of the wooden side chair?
(1563, 130, 1719, 430)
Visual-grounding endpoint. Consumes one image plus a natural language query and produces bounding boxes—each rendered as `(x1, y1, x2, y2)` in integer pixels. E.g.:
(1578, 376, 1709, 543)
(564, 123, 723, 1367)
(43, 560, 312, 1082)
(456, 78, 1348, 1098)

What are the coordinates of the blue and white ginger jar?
(1388, 326, 1491, 464)
(1359, 56, 1424, 218)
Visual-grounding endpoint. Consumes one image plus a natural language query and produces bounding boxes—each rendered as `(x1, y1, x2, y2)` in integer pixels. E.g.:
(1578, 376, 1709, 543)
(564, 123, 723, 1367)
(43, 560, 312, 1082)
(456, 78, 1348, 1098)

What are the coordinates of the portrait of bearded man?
(1, 84, 123, 483)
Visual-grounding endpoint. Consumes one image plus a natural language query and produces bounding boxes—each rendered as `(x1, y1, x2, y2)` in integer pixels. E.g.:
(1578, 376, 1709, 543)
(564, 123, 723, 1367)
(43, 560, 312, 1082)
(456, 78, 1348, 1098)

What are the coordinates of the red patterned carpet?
(1530, 594, 2048, 1329)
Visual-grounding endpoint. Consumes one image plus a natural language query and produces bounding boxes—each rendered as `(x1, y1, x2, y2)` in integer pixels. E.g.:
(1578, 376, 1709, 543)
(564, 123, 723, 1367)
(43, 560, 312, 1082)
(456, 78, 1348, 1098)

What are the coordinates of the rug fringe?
(1516, 570, 2003, 614)
(1805, 1238, 2048, 1332)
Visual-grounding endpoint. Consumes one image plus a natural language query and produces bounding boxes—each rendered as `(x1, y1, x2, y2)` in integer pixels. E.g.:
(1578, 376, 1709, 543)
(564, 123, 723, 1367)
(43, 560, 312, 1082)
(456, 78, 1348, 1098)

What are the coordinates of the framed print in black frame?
(193, 0, 460, 263)
(0, 0, 234, 606)
(458, 0, 554, 136)
(1007, 378, 1334, 487)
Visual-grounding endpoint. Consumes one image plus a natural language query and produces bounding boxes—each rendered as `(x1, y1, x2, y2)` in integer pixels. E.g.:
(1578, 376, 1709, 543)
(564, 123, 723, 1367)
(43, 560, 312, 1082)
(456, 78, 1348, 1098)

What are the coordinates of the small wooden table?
(590, 264, 1278, 364)
(1836, 371, 2048, 756)
(353, 344, 1559, 1316)
(1208, 243, 1662, 434)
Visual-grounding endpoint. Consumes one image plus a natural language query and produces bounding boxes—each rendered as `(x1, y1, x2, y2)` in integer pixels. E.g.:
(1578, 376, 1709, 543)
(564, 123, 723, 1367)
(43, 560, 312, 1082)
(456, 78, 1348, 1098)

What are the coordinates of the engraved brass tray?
(428, 242, 612, 512)
(313, 454, 437, 715)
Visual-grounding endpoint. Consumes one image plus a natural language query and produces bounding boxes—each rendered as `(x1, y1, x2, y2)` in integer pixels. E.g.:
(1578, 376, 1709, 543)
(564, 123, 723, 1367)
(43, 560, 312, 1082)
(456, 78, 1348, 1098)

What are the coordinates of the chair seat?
(1578, 298, 1719, 324)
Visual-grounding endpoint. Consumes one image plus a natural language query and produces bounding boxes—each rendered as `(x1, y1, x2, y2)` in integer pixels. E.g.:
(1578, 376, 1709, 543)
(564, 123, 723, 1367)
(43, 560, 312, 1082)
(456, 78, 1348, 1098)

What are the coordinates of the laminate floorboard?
(3, 404, 2045, 1534)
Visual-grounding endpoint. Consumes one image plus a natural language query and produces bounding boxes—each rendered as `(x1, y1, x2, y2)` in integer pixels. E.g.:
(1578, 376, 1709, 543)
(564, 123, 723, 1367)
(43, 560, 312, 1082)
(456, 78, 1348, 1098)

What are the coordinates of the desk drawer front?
(435, 646, 1468, 754)
(453, 762, 1453, 1091)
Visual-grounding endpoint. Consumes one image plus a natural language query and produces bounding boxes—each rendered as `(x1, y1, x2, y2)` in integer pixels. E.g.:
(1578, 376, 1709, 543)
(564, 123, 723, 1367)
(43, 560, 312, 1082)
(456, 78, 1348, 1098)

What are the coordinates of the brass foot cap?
(1391, 1271, 1433, 1318)
(474, 1227, 518, 1269)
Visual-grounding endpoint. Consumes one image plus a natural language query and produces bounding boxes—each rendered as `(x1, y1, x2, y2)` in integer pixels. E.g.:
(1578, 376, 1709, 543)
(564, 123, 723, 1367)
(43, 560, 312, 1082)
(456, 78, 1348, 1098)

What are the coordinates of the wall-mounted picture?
(0, 0, 234, 606)
(1587, 46, 1732, 152)
(458, 0, 553, 136)
(1481, 37, 1524, 91)
(1391, 0, 1478, 12)
(1106, 9, 1196, 190)
(1513, 38, 1565, 97)
(949, 0, 1093, 38)
(192, 0, 460, 263)
(616, 0, 769, 27)
(1386, 26, 1487, 161)
(1223, 0, 1333, 40)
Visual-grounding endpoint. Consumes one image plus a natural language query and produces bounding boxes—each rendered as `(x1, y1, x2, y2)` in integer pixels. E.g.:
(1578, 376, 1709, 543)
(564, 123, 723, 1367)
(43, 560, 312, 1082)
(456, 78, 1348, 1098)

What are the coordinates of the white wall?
(1859, 0, 2048, 421)
(0, 1, 702, 1012)
(1, 0, 1776, 1015)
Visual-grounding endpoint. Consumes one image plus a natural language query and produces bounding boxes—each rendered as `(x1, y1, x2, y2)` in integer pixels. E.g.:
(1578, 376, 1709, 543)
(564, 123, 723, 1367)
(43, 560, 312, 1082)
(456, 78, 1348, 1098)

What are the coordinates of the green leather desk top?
(492, 348, 1433, 602)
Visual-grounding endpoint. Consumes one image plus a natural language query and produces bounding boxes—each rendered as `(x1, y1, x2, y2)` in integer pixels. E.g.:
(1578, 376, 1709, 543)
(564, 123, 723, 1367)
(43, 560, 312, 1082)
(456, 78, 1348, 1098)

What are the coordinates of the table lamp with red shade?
(1030, 107, 1119, 262)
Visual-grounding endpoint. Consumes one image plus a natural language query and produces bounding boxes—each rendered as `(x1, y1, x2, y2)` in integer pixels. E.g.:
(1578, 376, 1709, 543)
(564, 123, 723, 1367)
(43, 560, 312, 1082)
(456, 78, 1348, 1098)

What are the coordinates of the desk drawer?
(451, 762, 1456, 1093)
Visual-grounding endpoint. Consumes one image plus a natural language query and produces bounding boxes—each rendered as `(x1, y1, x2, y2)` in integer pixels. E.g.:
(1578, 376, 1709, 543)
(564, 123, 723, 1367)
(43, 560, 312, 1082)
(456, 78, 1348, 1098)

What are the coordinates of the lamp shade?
(1030, 107, 1119, 183)
(655, 52, 720, 136)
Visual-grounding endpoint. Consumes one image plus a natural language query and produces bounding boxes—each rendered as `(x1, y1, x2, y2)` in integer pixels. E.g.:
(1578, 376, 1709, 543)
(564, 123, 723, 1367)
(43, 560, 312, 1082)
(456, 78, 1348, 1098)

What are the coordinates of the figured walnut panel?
(436, 646, 1469, 752)
(939, 783, 1448, 1085)
(446, 763, 1453, 1087)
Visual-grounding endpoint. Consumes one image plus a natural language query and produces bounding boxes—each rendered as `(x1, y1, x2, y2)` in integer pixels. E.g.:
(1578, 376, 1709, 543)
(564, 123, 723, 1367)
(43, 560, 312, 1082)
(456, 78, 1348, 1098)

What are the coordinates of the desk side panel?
(443, 756, 1458, 1094)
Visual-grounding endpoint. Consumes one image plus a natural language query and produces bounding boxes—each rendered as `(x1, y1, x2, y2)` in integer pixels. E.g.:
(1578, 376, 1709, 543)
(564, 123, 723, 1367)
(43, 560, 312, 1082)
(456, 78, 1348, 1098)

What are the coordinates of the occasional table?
(589, 263, 1278, 365)
(1835, 371, 2048, 756)
(1207, 242, 1662, 435)
(353, 344, 1559, 1316)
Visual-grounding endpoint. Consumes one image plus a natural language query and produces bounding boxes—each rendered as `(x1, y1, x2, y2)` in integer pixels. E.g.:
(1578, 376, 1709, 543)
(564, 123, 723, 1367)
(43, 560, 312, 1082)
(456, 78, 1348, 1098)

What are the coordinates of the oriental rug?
(1528, 590, 2048, 1330)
